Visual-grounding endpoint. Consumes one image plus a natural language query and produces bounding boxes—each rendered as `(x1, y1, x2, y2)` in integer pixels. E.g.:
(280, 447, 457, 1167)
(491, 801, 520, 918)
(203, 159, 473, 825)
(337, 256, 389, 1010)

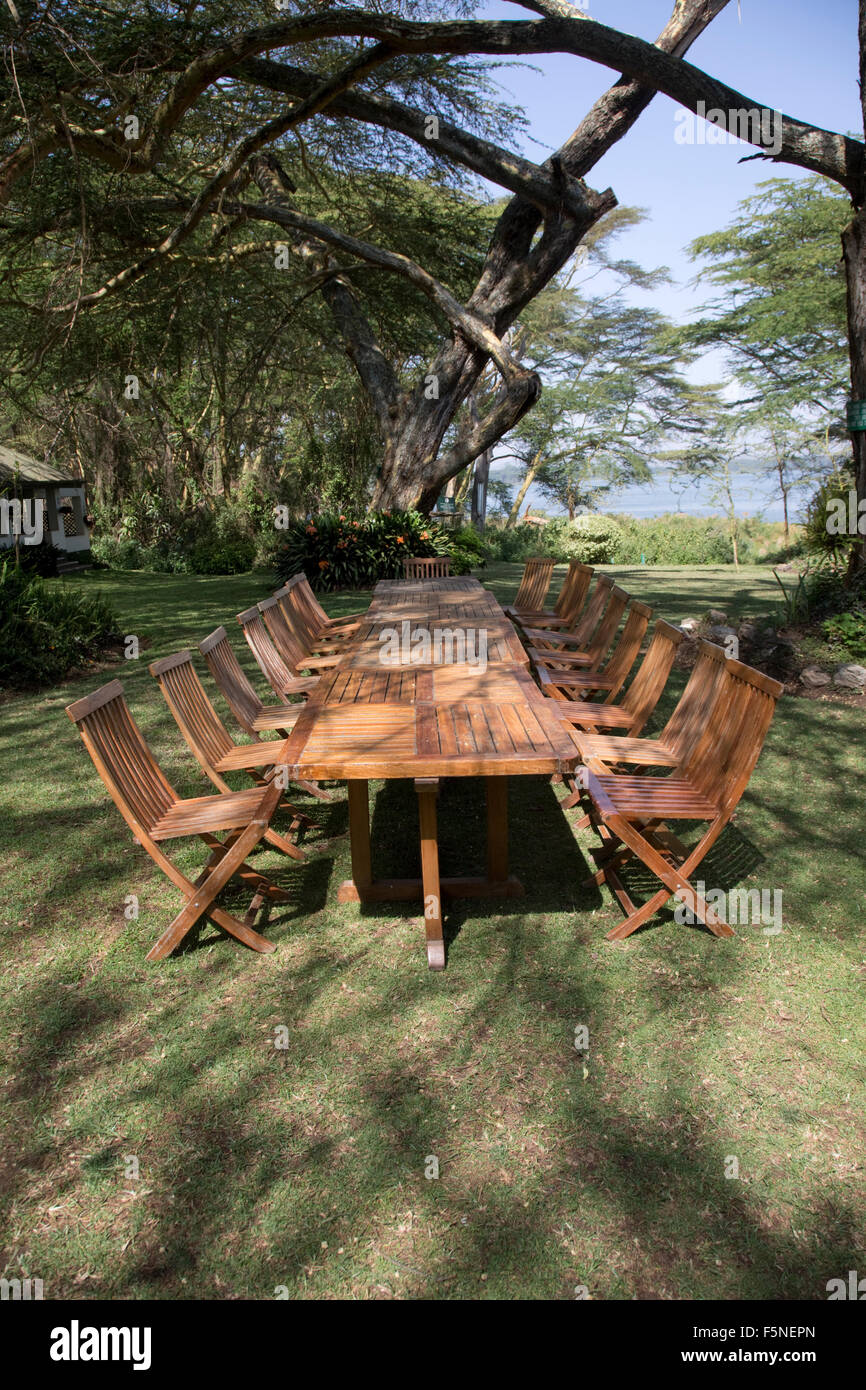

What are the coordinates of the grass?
(1, 561, 864, 1301)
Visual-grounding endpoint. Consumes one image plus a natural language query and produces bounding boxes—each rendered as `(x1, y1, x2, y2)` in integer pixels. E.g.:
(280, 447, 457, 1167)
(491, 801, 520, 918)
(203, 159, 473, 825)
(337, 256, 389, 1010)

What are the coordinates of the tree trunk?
(774, 454, 789, 540)
(842, 202, 866, 575)
(470, 449, 490, 530)
(507, 450, 543, 527)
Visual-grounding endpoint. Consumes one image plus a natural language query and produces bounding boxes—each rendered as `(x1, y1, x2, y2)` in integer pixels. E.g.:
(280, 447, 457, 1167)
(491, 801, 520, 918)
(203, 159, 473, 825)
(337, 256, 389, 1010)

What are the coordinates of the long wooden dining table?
(274, 576, 582, 969)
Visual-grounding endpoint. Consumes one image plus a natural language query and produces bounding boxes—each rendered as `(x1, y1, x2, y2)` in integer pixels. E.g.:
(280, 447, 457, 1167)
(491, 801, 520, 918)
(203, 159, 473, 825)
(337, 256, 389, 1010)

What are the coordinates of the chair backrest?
(684, 658, 783, 809)
(566, 573, 614, 648)
(237, 605, 296, 700)
(274, 574, 322, 644)
(199, 626, 264, 737)
(65, 680, 176, 839)
(149, 651, 235, 791)
(554, 561, 594, 622)
(514, 556, 555, 611)
(277, 571, 331, 629)
(617, 619, 684, 731)
(582, 584, 629, 672)
(593, 599, 651, 696)
(403, 556, 452, 579)
(660, 640, 728, 764)
(259, 592, 311, 665)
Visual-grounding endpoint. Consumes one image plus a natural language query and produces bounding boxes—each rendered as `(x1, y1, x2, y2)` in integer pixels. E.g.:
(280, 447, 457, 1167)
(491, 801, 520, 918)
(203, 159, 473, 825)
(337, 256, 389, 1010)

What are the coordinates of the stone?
(707, 624, 738, 644)
(833, 664, 866, 689)
(801, 665, 832, 688)
(707, 608, 727, 623)
(738, 622, 759, 641)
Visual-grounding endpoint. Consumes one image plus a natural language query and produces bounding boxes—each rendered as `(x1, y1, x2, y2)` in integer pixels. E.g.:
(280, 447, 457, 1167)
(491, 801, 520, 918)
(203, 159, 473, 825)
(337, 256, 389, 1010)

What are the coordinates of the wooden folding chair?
(260, 594, 346, 674)
(533, 600, 652, 703)
(402, 556, 452, 579)
(290, 572, 365, 631)
(567, 639, 729, 773)
(199, 626, 317, 738)
(521, 573, 614, 653)
(511, 561, 594, 632)
(275, 573, 363, 643)
(503, 557, 555, 617)
(537, 619, 684, 738)
(575, 657, 783, 939)
(527, 584, 629, 674)
(66, 681, 291, 959)
(150, 649, 327, 824)
(237, 605, 339, 699)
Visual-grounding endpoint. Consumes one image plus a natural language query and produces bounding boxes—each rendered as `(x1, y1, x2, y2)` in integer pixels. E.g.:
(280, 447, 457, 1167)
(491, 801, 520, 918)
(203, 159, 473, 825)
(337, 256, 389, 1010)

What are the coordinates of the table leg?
(486, 777, 509, 883)
(416, 778, 445, 971)
(337, 780, 372, 902)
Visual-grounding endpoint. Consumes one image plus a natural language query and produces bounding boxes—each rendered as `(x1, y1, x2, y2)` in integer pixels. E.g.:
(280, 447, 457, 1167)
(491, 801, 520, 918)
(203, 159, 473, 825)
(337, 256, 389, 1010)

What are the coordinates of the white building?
(0, 445, 92, 565)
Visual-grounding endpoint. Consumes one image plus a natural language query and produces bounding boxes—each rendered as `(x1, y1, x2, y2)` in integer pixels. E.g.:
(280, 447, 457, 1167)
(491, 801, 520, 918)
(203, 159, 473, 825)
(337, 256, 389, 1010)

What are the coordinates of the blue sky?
(475, 1, 860, 520)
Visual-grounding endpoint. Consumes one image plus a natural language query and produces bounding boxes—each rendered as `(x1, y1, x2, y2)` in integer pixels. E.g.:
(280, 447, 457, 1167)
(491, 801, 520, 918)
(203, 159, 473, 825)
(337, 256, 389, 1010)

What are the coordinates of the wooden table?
(275, 577, 581, 969)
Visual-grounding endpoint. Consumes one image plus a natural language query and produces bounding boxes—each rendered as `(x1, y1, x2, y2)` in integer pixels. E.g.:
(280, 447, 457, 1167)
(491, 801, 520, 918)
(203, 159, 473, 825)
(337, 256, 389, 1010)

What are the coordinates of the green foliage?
(613, 514, 734, 565)
(447, 525, 488, 575)
(92, 497, 264, 574)
(822, 609, 866, 662)
(275, 511, 454, 591)
(0, 562, 121, 691)
(684, 176, 850, 418)
(564, 514, 624, 565)
(12, 539, 63, 578)
(803, 467, 858, 561)
(188, 535, 256, 576)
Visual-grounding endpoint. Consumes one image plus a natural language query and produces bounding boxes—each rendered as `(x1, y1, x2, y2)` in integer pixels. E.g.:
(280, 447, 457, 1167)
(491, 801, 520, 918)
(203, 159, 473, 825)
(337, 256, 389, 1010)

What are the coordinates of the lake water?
(491, 463, 813, 526)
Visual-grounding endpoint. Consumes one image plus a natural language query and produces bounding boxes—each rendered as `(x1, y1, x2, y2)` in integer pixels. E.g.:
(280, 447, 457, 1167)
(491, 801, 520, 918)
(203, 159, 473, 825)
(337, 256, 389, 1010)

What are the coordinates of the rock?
(801, 665, 832, 688)
(707, 624, 738, 644)
(707, 608, 728, 623)
(679, 618, 699, 636)
(738, 622, 759, 641)
(833, 664, 866, 689)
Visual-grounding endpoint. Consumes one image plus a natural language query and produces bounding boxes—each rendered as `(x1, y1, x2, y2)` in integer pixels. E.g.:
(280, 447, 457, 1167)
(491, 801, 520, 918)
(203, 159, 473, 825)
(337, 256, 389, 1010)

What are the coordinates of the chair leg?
(264, 826, 306, 862)
(602, 814, 733, 941)
(197, 832, 290, 905)
(146, 821, 275, 961)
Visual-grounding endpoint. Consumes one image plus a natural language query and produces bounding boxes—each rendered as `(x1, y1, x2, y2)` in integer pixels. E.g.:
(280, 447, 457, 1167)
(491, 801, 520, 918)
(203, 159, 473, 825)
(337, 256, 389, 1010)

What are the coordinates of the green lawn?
(1, 562, 864, 1301)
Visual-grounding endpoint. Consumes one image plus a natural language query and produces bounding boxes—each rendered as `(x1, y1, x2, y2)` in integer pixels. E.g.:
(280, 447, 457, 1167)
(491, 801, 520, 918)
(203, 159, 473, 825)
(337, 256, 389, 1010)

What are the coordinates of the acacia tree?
(0, 0, 732, 514)
(3, 0, 863, 543)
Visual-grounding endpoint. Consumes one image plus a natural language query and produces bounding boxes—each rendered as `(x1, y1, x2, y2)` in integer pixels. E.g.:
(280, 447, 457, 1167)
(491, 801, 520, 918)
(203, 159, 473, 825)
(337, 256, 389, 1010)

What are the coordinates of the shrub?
(610, 513, 733, 565)
(448, 525, 488, 575)
(188, 535, 256, 575)
(275, 511, 454, 591)
(566, 514, 625, 565)
(0, 561, 122, 691)
(803, 467, 858, 561)
(822, 608, 866, 661)
(12, 539, 64, 577)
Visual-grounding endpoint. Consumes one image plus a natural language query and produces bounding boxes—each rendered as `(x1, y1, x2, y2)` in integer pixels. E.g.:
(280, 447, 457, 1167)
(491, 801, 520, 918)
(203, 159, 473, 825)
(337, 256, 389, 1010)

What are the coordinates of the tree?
(3, 0, 864, 547)
(733, 399, 838, 541)
(0, 0, 734, 514)
(500, 225, 705, 523)
(683, 177, 850, 420)
(664, 412, 745, 568)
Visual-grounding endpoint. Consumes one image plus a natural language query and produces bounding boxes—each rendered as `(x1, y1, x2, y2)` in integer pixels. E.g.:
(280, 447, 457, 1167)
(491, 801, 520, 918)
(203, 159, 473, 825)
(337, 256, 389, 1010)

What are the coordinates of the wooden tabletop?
(275, 577, 582, 782)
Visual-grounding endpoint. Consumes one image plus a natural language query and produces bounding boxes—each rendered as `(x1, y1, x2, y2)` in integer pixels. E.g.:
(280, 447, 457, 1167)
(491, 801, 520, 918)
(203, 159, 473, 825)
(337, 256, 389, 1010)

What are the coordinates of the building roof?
(0, 444, 77, 486)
